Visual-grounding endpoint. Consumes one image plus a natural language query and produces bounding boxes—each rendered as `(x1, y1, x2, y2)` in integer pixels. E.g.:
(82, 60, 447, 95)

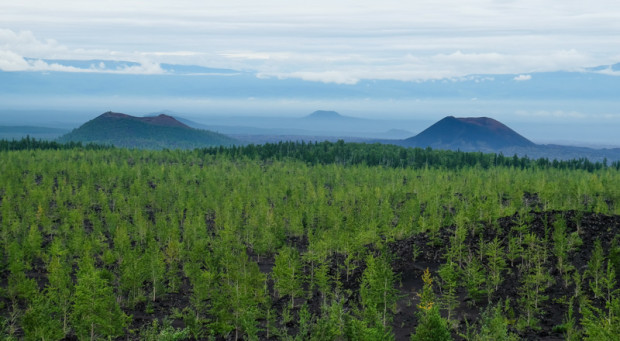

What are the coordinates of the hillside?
(0, 143, 618, 340)
(390, 116, 620, 162)
(303, 110, 347, 120)
(403, 116, 535, 151)
(57, 112, 237, 149)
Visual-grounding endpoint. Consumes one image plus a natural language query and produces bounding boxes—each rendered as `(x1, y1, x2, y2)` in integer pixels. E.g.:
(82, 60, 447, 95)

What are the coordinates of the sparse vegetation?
(0, 138, 619, 340)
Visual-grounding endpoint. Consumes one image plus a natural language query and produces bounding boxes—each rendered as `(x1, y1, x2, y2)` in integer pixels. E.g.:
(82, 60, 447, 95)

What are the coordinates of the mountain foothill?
(15, 110, 615, 161)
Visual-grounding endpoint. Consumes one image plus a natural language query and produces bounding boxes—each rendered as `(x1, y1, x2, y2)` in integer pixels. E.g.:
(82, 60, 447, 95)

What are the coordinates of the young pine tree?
(272, 246, 304, 309)
(472, 303, 518, 341)
(21, 290, 64, 341)
(359, 254, 399, 329)
(411, 268, 452, 341)
(45, 242, 73, 336)
(71, 262, 129, 340)
(437, 261, 459, 321)
(586, 240, 605, 299)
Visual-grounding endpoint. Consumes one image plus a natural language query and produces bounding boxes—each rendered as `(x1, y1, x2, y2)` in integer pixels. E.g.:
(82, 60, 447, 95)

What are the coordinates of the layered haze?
(1, 1, 620, 146)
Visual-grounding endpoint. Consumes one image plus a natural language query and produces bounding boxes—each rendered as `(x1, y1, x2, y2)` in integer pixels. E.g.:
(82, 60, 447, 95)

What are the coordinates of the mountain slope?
(403, 116, 535, 151)
(303, 110, 349, 120)
(58, 112, 237, 149)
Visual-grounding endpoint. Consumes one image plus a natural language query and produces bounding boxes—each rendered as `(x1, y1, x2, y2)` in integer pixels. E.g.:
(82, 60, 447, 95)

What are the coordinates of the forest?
(0, 138, 619, 340)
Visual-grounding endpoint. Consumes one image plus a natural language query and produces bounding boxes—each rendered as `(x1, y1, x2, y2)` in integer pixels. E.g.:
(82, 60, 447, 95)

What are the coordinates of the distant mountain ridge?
(403, 116, 535, 151)
(100, 112, 190, 128)
(383, 116, 620, 162)
(58, 112, 236, 149)
(13, 109, 620, 161)
(304, 110, 349, 120)
(4, 59, 620, 148)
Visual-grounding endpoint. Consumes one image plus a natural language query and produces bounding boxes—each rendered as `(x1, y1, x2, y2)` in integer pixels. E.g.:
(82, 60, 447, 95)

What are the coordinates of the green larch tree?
(359, 253, 399, 329)
(272, 246, 304, 309)
(411, 268, 452, 341)
(71, 262, 129, 340)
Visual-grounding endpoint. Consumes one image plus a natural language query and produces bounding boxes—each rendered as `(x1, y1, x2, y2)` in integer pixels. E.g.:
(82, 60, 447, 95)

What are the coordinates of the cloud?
(221, 52, 272, 60)
(111, 60, 164, 74)
(0, 49, 87, 72)
(0, 28, 613, 83)
(0, 29, 69, 59)
(2, 0, 620, 82)
(0, 50, 29, 71)
(0, 51, 165, 74)
(0, 53, 165, 74)
(514, 74, 532, 81)
(265, 71, 360, 85)
(594, 67, 620, 76)
(251, 50, 592, 83)
(0, 29, 165, 74)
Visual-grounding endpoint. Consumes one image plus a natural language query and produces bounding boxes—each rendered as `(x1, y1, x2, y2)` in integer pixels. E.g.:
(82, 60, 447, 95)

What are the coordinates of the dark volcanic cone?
(58, 112, 236, 149)
(404, 116, 535, 151)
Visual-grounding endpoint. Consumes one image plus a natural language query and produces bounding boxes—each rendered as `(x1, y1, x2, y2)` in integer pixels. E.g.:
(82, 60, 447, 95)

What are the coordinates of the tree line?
(2, 137, 618, 171)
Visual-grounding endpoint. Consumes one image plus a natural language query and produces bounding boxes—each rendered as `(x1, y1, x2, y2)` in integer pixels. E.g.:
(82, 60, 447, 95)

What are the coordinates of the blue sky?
(1, 1, 620, 145)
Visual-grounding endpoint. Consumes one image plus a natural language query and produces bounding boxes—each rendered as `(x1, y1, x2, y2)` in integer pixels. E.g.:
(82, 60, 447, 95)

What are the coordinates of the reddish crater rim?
(98, 112, 189, 128)
(456, 117, 507, 131)
(101, 111, 131, 119)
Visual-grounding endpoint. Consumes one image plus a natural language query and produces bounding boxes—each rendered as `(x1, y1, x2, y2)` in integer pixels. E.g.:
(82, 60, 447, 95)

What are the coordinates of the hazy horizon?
(2, 1, 620, 147)
(1, 106, 619, 148)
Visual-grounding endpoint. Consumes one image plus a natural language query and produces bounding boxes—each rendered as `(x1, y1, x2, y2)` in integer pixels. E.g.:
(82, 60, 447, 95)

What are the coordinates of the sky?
(1, 1, 620, 145)
(2, 0, 620, 82)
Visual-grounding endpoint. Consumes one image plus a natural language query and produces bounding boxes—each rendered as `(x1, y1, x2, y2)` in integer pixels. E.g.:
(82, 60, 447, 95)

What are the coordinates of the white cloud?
(0, 50, 29, 71)
(250, 50, 591, 83)
(0, 50, 165, 74)
(0, 27, 613, 82)
(594, 67, 620, 76)
(2, 0, 620, 82)
(0, 49, 87, 72)
(0, 29, 165, 74)
(514, 74, 532, 81)
(112, 60, 164, 74)
(221, 52, 272, 61)
(266, 71, 360, 85)
(0, 29, 68, 59)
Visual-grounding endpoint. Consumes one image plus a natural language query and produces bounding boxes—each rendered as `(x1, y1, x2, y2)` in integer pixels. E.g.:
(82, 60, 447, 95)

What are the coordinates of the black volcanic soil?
(255, 208, 618, 341)
(35, 199, 617, 340)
